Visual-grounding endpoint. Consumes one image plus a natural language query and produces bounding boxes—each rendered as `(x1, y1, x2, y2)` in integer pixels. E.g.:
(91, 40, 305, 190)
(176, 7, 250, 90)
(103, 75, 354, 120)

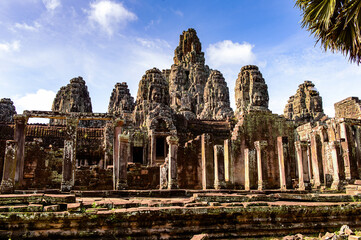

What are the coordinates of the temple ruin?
(1, 28, 361, 193)
(1, 28, 361, 239)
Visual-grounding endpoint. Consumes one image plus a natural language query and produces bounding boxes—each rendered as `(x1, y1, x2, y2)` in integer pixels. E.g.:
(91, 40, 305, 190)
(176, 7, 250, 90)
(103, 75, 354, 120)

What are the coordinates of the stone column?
(295, 141, 309, 190)
(277, 136, 289, 191)
(61, 118, 78, 192)
(214, 145, 225, 190)
(339, 122, 352, 180)
(13, 115, 28, 185)
(223, 139, 231, 183)
(330, 141, 340, 190)
(150, 133, 156, 166)
(112, 119, 123, 190)
(310, 133, 321, 188)
(0, 141, 18, 193)
(167, 136, 179, 189)
(244, 148, 250, 191)
(201, 134, 214, 190)
(103, 122, 113, 169)
(115, 134, 129, 190)
(244, 148, 256, 191)
(255, 140, 268, 191)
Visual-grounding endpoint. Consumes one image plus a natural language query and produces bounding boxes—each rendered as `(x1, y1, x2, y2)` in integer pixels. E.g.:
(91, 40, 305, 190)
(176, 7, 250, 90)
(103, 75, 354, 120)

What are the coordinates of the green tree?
(295, 0, 361, 63)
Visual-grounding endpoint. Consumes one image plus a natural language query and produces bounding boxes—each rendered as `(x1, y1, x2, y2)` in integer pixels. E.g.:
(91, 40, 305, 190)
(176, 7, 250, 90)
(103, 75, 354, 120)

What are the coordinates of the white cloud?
(42, 0, 61, 11)
(88, 0, 137, 36)
(13, 89, 56, 113)
(206, 40, 256, 68)
(136, 38, 171, 49)
(14, 22, 40, 32)
(173, 10, 183, 17)
(262, 47, 361, 117)
(0, 41, 20, 53)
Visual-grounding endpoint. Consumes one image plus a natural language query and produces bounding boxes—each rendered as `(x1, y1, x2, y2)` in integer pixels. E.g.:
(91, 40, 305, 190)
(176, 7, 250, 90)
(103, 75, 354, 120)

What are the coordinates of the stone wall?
(335, 97, 361, 119)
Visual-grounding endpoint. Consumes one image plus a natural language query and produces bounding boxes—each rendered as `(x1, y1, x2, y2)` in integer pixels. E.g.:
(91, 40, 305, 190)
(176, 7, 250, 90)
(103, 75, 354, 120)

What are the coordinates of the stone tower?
(133, 68, 175, 131)
(283, 80, 325, 123)
(235, 65, 269, 116)
(173, 28, 205, 69)
(0, 98, 16, 123)
(108, 82, 135, 116)
(50, 77, 93, 125)
(199, 70, 233, 120)
(168, 28, 210, 118)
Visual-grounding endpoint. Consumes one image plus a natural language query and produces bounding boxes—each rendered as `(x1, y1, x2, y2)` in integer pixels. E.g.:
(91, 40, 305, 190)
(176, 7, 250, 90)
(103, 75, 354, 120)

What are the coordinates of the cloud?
(13, 89, 56, 113)
(14, 22, 41, 32)
(0, 41, 20, 53)
(173, 10, 183, 17)
(87, 0, 137, 36)
(42, 0, 61, 11)
(136, 38, 171, 49)
(206, 40, 256, 68)
(261, 46, 361, 117)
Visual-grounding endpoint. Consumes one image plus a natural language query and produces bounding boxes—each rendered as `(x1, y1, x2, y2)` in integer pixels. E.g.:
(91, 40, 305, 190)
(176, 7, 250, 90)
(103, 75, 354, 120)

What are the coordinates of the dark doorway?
(133, 147, 143, 164)
(156, 137, 166, 158)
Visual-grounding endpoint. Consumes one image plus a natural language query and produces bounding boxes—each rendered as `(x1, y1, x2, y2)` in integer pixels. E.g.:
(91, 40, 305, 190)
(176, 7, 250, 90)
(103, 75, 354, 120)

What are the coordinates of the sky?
(0, 0, 360, 123)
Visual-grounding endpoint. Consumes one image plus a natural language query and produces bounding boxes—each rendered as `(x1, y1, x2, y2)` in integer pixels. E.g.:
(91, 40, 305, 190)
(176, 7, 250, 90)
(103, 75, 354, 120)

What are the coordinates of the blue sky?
(0, 0, 360, 122)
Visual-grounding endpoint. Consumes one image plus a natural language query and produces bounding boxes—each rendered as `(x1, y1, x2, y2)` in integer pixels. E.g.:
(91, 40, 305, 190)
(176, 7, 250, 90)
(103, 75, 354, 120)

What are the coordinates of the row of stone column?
(0, 116, 128, 193)
(201, 134, 231, 190)
(242, 135, 346, 191)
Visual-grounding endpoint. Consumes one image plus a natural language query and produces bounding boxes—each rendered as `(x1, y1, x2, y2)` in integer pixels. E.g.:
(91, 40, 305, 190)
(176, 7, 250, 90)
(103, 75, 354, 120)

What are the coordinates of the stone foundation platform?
(1, 191, 361, 239)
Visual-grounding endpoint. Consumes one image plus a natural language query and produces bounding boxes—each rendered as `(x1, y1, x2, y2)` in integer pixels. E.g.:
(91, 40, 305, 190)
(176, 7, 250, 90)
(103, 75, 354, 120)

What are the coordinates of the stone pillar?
(244, 148, 250, 191)
(255, 140, 268, 191)
(112, 119, 123, 190)
(295, 141, 310, 190)
(167, 136, 179, 189)
(115, 134, 129, 190)
(201, 134, 214, 190)
(330, 141, 340, 190)
(61, 118, 78, 192)
(13, 115, 28, 185)
(223, 139, 231, 183)
(214, 145, 225, 190)
(339, 122, 352, 180)
(103, 122, 113, 169)
(159, 157, 168, 190)
(150, 133, 156, 166)
(244, 148, 256, 191)
(0, 141, 17, 193)
(277, 136, 289, 191)
(310, 133, 321, 188)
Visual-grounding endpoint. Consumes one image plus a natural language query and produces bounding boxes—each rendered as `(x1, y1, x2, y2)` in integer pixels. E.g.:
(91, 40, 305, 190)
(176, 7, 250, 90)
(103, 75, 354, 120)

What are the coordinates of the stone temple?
(2, 29, 361, 239)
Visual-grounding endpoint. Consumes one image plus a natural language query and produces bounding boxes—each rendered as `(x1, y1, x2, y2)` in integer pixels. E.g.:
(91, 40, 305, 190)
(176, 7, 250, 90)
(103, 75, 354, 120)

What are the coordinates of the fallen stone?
(191, 233, 209, 240)
(348, 236, 361, 240)
(282, 233, 304, 240)
(322, 232, 339, 240)
(44, 205, 60, 212)
(28, 204, 43, 212)
(43, 194, 76, 204)
(340, 225, 354, 236)
(67, 203, 81, 212)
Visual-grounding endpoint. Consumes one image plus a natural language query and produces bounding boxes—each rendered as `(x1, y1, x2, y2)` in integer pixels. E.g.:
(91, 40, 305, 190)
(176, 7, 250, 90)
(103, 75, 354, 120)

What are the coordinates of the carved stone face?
(217, 87, 227, 102)
(151, 87, 162, 104)
(250, 71, 262, 83)
(313, 97, 322, 112)
(252, 91, 264, 106)
(170, 66, 185, 86)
